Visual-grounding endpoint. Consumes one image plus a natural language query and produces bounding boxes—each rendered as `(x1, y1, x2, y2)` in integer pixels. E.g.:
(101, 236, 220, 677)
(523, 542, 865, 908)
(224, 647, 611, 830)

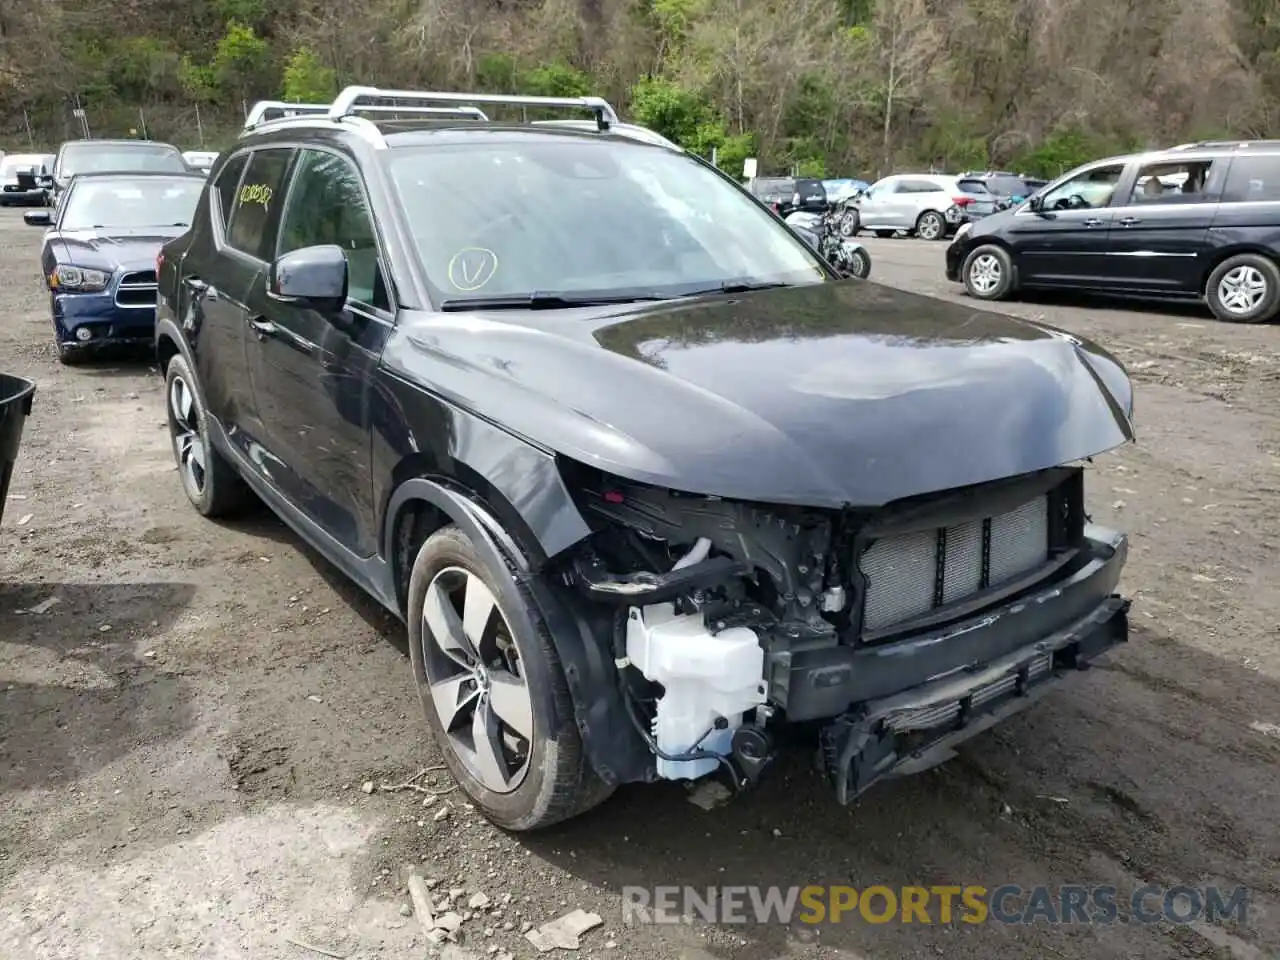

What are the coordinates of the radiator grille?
(859, 495, 1050, 633)
(115, 271, 158, 307)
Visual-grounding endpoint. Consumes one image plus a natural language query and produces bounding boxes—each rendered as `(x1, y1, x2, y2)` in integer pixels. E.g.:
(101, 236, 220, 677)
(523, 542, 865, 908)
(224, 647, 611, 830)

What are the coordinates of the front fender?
(384, 478, 649, 786)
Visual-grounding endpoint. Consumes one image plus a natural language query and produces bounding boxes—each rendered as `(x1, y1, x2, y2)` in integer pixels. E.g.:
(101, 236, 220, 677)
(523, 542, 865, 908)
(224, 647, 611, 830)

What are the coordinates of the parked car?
(839, 174, 998, 240)
(46, 139, 188, 206)
(0, 153, 55, 206)
(945, 140, 1280, 323)
(959, 171, 1046, 208)
(183, 150, 220, 175)
(25, 170, 206, 363)
(154, 85, 1134, 831)
(747, 176, 825, 216)
(821, 178, 870, 208)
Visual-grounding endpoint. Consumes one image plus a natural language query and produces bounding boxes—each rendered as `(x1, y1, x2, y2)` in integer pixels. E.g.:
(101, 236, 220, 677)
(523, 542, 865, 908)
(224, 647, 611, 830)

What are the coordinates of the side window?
(1126, 159, 1215, 205)
(1221, 155, 1280, 203)
(899, 179, 939, 193)
(213, 153, 248, 227)
(226, 148, 294, 260)
(1037, 164, 1125, 211)
(276, 149, 388, 310)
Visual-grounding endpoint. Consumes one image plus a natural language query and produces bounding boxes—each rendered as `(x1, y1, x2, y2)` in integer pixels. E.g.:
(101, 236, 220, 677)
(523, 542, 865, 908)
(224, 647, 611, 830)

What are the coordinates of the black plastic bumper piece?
(817, 589, 1129, 805)
(782, 527, 1128, 722)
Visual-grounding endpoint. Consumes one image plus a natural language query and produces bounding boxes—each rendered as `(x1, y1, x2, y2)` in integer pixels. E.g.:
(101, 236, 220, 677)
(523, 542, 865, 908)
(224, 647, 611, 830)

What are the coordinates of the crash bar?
(328, 85, 619, 130)
(244, 100, 488, 131)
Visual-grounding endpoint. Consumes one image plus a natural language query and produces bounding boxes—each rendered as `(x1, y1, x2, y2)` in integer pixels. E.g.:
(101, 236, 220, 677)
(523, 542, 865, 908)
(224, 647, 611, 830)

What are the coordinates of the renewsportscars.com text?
(621, 884, 1249, 926)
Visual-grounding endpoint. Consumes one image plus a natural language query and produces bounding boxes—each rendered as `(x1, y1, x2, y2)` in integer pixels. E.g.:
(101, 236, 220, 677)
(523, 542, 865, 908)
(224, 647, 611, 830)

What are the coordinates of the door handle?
(1083, 218, 1103, 227)
(1119, 217, 1141, 226)
(248, 315, 275, 339)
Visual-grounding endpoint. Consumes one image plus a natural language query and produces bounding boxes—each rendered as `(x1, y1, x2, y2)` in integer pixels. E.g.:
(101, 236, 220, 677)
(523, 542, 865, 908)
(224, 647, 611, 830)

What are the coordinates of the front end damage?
(549, 462, 1129, 804)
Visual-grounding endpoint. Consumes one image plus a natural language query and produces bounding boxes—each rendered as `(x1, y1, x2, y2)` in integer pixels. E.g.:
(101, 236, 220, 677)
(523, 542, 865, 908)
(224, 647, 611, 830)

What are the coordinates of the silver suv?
(840, 174, 998, 240)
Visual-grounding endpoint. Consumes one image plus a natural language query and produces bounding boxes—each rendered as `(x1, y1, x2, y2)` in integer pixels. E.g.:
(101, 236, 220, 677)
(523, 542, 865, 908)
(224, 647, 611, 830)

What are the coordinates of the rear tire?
(164, 353, 253, 517)
(1205, 253, 1280, 323)
(408, 525, 613, 830)
(962, 244, 1015, 300)
(915, 210, 947, 241)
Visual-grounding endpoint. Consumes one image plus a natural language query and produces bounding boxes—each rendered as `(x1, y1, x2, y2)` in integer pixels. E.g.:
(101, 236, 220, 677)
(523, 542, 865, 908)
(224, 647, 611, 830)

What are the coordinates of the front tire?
(845, 245, 871, 279)
(915, 210, 947, 241)
(962, 244, 1015, 300)
(407, 525, 612, 830)
(839, 209, 860, 237)
(1205, 254, 1280, 323)
(57, 343, 85, 366)
(164, 353, 253, 517)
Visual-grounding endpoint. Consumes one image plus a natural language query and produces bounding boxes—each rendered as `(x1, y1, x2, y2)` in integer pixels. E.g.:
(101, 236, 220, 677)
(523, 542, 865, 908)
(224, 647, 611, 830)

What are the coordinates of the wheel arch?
(385, 474, 648, 787)
(1198, 244, 1280, 293)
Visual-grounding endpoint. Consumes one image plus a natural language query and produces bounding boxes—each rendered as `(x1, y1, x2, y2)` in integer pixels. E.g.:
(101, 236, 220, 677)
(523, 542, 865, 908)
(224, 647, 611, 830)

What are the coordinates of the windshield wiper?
(440, 292, 669, 311)
(685, 280, 793, 296)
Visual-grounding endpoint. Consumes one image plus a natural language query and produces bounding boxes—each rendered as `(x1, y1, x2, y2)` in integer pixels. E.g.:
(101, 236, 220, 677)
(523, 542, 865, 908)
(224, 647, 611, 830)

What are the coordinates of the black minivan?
(945, 141, 1280, 323)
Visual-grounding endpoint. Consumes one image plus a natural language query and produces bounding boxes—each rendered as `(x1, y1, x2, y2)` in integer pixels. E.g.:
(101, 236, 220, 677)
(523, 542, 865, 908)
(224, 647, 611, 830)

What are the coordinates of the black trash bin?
(0, 373, 36, 528)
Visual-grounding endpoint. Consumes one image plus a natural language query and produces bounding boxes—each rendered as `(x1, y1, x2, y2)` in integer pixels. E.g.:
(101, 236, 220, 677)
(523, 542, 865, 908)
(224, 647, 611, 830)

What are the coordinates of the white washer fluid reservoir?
(625, 602, 767, 780)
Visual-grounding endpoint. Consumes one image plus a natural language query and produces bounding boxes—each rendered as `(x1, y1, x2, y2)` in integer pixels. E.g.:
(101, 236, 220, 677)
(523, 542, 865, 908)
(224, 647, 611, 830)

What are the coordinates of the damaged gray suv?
(155, 86, 1135, 829)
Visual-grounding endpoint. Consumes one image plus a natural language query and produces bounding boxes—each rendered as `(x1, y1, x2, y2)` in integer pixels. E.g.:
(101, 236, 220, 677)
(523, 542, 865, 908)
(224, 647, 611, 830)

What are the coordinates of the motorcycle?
(784, 209, 872, 279)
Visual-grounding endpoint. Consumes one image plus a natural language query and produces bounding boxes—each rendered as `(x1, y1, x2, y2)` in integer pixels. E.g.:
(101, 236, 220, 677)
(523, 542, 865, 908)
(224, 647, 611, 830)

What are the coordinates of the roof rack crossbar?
(327, 85, 619, 130)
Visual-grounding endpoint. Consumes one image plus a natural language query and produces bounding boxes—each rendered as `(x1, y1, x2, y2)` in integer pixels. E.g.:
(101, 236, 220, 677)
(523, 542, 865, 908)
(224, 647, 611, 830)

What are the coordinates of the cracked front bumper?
(805, 527, 1130, 803)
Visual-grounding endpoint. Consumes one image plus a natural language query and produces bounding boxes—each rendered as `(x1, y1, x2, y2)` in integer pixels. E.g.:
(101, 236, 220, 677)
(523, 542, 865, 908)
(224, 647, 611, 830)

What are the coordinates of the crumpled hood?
(54, 228, 182, 271)
(383, 280, 1135, 507)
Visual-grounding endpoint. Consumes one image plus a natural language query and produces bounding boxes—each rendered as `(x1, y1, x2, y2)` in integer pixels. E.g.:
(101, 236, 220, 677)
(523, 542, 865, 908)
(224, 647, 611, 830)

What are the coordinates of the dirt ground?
(2, 209, 1279, 960)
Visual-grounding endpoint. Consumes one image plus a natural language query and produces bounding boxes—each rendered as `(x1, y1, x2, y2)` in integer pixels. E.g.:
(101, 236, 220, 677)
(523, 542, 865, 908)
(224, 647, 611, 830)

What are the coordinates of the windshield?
(388, 139, 825, 302)
(58, 143, 186, 180)
(60, 178, 203, 231)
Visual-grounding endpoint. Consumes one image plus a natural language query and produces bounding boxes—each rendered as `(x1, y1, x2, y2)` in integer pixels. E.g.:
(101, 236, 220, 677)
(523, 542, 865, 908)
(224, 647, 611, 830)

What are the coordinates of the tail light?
(952, 196, 974, 207)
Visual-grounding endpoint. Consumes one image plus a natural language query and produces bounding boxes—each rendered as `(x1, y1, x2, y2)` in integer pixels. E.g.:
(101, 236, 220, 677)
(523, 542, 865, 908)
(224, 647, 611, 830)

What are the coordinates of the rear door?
(194, 147, 296, 464)
(177, 150, 257, 448)
(1006, 160, 1128, 287)
(1102, 155, 1225, 293)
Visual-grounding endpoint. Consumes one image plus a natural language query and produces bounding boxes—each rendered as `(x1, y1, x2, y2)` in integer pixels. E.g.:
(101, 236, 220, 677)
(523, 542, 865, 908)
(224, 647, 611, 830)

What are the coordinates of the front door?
(1102, 156, 1224, 293)
(245, 147, 392, 558)
(857, 178, 900, 227)
(1007, 161, 1128, 287)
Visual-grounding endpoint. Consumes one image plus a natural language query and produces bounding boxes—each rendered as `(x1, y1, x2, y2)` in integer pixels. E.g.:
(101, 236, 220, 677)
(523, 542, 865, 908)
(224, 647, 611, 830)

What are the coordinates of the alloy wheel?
(968, 254, 1002, 295)
(168, 375, 207, 499)
(1217, 266, 1268, 316)
(840, 211, 858, 236)
(918, 214, 943, 240)
(421, 566, 534, 794)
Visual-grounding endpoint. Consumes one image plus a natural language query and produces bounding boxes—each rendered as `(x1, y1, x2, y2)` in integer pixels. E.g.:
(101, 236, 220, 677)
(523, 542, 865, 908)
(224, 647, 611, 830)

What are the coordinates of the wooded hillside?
(2, 0, 1279, 178)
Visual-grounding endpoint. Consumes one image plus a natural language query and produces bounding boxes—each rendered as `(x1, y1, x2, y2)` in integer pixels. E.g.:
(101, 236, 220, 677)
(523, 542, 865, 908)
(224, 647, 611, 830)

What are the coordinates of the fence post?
(195, 103, 204, 147)
(139, 107, 148, 139)
(22, 109, 34, 150)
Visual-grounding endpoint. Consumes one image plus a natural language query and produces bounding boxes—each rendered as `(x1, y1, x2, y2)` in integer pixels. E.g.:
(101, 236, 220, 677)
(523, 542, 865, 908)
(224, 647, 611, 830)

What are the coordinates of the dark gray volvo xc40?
(154, 87, 1136, 829)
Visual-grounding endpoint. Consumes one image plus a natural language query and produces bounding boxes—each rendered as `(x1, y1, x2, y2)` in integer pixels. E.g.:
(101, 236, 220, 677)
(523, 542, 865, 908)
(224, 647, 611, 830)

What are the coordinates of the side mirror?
(268, 244, 348, 313)
(23, 210, 50, 226)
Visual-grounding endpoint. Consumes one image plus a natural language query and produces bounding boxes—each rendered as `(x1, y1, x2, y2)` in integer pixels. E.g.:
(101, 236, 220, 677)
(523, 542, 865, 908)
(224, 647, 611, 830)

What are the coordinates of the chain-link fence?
(0, 97, 259, 154)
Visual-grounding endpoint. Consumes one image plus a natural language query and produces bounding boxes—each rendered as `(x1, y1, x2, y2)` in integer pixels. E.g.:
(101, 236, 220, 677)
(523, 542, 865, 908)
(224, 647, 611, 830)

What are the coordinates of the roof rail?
(244, 101, 330, 129)
(1168, 139, 1280, 150)
(328, 85, 619, 130)
(244, 99, 488, 132)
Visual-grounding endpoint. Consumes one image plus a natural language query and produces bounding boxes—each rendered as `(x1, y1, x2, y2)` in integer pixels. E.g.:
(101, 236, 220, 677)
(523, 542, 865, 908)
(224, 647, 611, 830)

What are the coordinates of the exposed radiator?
(859, 495, 1051, 633)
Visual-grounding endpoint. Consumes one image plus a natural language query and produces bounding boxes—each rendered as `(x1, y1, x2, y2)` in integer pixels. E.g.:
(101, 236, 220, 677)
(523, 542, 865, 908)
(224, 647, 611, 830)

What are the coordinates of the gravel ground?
(2, 212, 1279, 960)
